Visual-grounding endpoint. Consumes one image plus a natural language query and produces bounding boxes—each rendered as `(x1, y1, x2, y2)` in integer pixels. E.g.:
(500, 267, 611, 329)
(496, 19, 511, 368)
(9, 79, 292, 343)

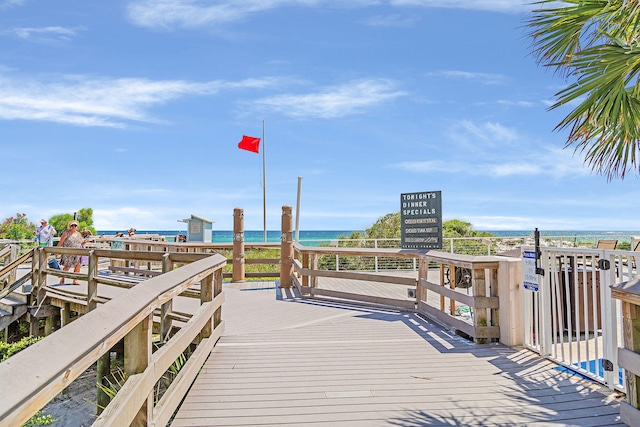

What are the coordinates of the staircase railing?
(0, 252, 226, 427)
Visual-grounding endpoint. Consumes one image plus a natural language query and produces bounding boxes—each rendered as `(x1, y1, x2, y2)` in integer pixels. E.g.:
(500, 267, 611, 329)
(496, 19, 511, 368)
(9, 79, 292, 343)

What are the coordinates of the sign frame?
(400, 190, 442, 249)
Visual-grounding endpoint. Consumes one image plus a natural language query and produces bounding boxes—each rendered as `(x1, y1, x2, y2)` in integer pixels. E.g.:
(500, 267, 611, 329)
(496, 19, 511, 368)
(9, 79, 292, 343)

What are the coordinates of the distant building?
(178, 215, 214, 243)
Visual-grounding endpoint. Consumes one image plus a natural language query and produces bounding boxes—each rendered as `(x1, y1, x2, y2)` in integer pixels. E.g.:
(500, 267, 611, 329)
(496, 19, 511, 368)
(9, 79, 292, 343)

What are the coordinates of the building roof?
(177, 214, 215, 223)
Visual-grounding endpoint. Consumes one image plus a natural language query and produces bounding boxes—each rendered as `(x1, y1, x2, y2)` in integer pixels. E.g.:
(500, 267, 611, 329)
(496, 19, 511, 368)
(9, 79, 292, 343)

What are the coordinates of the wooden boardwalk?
(171, 282, 624, 427)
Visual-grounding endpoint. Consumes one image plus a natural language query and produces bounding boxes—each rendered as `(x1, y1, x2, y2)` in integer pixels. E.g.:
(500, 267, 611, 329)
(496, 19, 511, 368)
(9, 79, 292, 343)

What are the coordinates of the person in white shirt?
(35, 219, 56, 247)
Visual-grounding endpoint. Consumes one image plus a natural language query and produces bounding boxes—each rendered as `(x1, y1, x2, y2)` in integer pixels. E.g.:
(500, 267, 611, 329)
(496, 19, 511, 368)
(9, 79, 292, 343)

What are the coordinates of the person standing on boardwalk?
(34, 219, 56, 247)
(58, 220, 83, 285)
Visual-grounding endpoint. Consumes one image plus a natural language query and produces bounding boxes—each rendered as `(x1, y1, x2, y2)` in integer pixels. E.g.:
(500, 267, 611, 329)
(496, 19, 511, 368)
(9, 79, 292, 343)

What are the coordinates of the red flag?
(238, 135, 260, 153)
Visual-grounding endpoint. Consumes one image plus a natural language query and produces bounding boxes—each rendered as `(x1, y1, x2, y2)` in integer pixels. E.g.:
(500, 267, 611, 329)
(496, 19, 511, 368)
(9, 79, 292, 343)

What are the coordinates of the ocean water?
(97, 229, 640, 243)
(97, 230, 359, 243)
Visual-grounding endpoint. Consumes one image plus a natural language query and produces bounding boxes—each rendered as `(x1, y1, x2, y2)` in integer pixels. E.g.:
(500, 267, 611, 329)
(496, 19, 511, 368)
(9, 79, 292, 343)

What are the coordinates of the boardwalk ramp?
(171, 282, 623, 427)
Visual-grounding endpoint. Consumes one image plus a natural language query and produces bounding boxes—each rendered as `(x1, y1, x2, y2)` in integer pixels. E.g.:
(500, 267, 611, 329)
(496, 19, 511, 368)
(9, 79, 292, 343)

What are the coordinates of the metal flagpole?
(262, 120, 267, 242)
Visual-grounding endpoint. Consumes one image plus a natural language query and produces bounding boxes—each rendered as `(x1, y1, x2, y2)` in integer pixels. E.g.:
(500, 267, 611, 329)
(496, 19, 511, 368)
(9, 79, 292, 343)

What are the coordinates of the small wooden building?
(178, 215, 214, 243)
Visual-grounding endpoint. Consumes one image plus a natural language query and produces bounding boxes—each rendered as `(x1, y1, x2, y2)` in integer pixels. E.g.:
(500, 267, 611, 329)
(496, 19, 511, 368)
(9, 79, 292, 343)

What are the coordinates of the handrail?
(0, 252, 227, 427)
(291, 243, 506, 342)
(292, 242, 427, 257)
(0, 272, 32, 301)
(0, 247, 32, 299)
(0, 247, 33, 279)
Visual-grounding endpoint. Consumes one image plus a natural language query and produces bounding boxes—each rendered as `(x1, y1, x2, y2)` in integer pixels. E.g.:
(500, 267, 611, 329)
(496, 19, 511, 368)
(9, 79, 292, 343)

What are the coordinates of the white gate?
(523, 246, 639, 390)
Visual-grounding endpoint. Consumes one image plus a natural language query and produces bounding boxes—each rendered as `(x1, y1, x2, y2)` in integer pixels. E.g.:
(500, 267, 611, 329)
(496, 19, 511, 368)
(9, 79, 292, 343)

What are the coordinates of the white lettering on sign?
(402, 209, 436, 215)
(522, 250, 539, 292)
(404, 218, 438, 224)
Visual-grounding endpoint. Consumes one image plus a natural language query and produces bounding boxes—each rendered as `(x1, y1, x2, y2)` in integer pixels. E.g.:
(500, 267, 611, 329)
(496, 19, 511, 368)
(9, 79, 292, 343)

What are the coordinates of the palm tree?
(528, 0, 640, 179)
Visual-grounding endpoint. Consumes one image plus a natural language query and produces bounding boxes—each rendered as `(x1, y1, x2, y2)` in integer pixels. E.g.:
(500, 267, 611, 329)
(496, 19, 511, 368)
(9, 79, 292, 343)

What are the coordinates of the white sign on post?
(522, 250, 539, 292)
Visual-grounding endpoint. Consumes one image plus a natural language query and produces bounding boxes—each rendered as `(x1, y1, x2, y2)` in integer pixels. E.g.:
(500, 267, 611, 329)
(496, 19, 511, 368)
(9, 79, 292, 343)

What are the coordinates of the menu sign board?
(401, 191, 442, 249)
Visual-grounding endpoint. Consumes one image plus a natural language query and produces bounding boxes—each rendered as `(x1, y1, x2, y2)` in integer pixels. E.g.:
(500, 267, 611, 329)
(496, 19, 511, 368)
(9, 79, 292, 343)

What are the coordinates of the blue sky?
(1, 0, 639, 232)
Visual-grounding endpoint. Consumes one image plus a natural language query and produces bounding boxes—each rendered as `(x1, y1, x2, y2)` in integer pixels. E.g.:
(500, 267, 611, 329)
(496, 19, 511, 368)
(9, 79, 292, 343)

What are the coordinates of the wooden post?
(44, 311, 58, 335)
(490, 267, 499, 332)
(125, 314, 153, 427)
(61, 302, 71, 327)
(91, 249, 110, 414)
(87, 250, 98, 311)
(302, 253, 309, 291)
(449, 266, 456, 315)
(29, 248, 46, 338)
(160, 253, 174, 342)
(418, 256, 428, 303)
(200, 273, 213, 340)
(8, 244, 18, 284)
(232, 208, 245, 283)
(473, 267, 488, 343)
(612, 279, 640, 424)
(440, 264, 446, 311)
(280, 205, 293, 288)
(214, 269, 223, 329)
(311, 254, 318, 291)
(623, 301, 640, 411)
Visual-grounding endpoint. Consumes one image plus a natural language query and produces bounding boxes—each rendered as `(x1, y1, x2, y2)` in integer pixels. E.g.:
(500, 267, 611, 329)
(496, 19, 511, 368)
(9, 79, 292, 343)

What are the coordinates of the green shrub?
(0, 336, 42, 362)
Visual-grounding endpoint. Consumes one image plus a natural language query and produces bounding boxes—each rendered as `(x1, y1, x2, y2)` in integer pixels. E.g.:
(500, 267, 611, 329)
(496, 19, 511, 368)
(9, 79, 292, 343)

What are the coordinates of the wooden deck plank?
(171, 282, 624, 427)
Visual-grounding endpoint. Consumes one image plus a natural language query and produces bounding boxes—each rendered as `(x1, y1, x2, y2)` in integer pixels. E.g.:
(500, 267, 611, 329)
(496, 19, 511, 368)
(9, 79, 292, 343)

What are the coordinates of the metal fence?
(298, 235, 640, 257)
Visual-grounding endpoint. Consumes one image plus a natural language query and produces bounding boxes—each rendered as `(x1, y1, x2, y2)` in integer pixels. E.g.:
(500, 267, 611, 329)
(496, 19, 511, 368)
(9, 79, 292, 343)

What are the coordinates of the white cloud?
(457, 120, 518, 143)
(0, 0, 27, 9)
(389, 0, 531, 13)
(4, 26, 80, 42)
(428, 70, 508, 85)
(248, 79, 406, 119)
(126, 0, 529, 29)
(497, 100, 535, 107)
(391, 130, 589, 178)
(0, 73, 279, 127)
(126, 0, 378, 29)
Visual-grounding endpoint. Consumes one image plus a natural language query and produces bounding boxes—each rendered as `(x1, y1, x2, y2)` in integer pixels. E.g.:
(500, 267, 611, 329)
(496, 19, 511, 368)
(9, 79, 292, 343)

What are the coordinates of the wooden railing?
(611, 278, 640, 427)
(0, 245, 32, 300)
(290, 241, 511, 343)
(0, 251, 226, 427)
(416, 251, 501, 342)
(291, 243, 423, 310)
(88, 236, 281, 281)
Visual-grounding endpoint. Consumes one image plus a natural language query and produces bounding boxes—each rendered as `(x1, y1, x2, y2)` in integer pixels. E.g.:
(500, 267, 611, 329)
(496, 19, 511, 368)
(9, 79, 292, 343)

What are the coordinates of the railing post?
(472, 267, 487, 343)
(214, 269, 223, 329)
(160, 253, 173, 341)
(418, 256, 428, 304)
(232, 208, 245, 283)
(125, 314, 153, 426)
(8, 244, 18, 284)
(374, 239, 379, 272)
(611, 279, 640, 426)
(201, 273, 213, 339)
(311, 254, 318, 290)
(280, 205, 293, 288)
(29, 248, 46, 337)
(87, 250, 98, 311)
(497, 258, 523, 346)
(302, 252, 309, 291)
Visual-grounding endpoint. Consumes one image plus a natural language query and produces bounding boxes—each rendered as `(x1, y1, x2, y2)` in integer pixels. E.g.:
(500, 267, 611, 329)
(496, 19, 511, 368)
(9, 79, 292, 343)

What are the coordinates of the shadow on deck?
(171, 281, 624, 427)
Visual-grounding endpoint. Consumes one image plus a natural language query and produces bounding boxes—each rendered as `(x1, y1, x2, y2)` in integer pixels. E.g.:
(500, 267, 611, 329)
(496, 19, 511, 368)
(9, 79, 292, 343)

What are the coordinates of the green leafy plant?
(0, 336, 42, 362)
(21, 410, 55, 427)
(0, 213, 36, 243)
(49, 207, 97, 239)
(94, 345, 192, 411)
